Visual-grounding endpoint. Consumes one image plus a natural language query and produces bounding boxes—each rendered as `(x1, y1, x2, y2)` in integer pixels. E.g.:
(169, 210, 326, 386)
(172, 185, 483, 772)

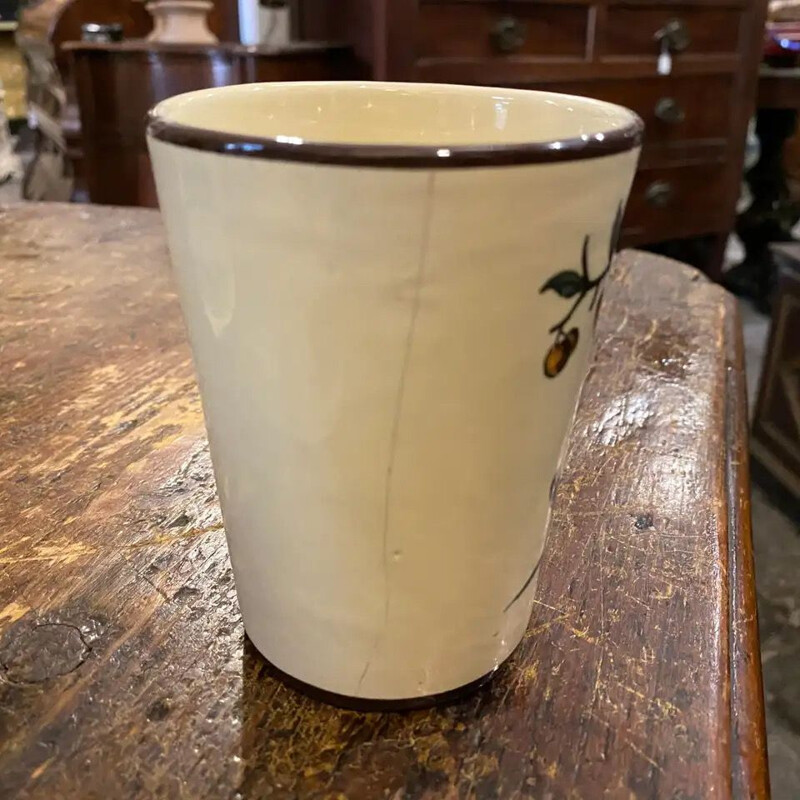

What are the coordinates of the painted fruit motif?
(544, 327, 579, 377)
(539, 204, 623, 379)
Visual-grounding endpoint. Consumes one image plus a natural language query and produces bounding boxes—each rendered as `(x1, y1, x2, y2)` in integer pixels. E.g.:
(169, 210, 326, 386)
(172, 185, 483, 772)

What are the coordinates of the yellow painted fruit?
(544, 328, 579, 378)
(544, 341, 568, 377)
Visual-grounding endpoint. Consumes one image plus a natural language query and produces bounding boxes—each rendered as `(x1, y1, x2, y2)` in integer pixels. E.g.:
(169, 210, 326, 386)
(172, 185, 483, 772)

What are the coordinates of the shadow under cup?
(147, 81, 642, 708)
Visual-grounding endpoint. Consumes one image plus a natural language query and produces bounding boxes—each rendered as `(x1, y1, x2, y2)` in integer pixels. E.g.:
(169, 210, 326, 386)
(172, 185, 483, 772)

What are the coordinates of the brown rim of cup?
(146, 108, 644, 169)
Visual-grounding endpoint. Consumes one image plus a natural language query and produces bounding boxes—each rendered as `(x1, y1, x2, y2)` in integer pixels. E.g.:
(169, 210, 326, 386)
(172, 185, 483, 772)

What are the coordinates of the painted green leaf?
(539, 270, 587, 298)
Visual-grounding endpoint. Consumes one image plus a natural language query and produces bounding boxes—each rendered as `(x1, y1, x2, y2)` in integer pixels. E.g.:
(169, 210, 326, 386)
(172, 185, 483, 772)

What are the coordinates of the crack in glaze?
(503, 557, 542, 613)
(357, 172, 437, 694)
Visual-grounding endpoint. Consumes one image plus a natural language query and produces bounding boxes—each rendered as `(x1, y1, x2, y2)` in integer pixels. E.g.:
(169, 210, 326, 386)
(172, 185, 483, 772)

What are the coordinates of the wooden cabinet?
(324, 0, 769, 276)
(540, 76, 734, 156)
(66, 41, 356, 206)
(603, 6, 742, 57)
(625, 163, 731, 242)
(416, 3, 588, 60)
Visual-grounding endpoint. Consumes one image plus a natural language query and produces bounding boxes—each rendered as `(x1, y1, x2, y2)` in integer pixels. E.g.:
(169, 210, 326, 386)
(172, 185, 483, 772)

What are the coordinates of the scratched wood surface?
(0, 204, 768, 799)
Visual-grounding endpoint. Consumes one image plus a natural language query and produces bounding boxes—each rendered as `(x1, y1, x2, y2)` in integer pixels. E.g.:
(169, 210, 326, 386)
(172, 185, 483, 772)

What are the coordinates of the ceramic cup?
(147, 82, 642, 707)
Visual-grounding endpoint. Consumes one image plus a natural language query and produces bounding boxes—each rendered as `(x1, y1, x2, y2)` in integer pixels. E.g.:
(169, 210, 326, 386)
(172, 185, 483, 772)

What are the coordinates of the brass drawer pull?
(645, 181, 674, 207)
(654, 97, 685, 125)
(490, 16, 527, 54)
(654, 18, 690, 53)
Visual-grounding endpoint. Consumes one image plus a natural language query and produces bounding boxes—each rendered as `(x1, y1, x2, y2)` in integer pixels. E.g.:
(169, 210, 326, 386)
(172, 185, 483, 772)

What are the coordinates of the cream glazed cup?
(147, 81, 642, 707)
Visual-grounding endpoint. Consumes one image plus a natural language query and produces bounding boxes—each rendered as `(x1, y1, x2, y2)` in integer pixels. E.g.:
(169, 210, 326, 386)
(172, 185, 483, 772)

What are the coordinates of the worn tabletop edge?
(723, 295, 770, 800)
(614, 250, 770, 799)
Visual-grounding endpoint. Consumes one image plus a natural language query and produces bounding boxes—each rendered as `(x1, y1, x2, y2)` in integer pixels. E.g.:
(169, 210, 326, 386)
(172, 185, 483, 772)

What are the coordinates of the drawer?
(543, 76, 734, 149)
(604, 6, 741, 58)
(417, 2, 588, 60)
(623, 165, 731, 243)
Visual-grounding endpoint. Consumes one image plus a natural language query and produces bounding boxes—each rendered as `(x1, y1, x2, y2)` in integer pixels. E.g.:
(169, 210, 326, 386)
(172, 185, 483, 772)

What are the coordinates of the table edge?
(725, 294, 771, 799)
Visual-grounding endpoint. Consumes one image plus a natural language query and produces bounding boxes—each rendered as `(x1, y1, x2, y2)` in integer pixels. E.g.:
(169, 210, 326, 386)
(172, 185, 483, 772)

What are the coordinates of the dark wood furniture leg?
(729, 108, 799, 307)
(751, 243, 800, 516)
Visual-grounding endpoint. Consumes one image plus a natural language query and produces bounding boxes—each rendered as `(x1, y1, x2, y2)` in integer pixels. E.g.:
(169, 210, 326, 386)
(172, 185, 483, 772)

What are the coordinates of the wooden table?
(0, 204, 768, 799)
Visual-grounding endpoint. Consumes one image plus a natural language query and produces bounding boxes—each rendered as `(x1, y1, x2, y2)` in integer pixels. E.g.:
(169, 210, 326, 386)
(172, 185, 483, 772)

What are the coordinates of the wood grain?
(0, 204, 767, 798)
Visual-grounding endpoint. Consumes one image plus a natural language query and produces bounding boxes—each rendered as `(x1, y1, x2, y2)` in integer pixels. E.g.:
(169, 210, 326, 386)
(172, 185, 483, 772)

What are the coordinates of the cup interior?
(149, 81, 642, 151)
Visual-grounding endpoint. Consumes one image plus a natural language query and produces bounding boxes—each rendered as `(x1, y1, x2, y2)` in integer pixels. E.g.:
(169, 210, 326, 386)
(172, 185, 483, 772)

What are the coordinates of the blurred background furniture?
(728, 9, 800, 309)
(16, 0, 152, 199)
(752, 242, 800, 510)
(65, 40, 354, 205)
(730, 66, 800, 307)
(0, 0, 23, 186)
(10, 0, 774, 279)
(292, 0, 770, 278)
(15, 0, 241, 200)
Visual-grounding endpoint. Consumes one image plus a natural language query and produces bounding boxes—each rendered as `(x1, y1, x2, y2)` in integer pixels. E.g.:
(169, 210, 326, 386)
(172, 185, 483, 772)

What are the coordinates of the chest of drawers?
(303, 0, 768, 275)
